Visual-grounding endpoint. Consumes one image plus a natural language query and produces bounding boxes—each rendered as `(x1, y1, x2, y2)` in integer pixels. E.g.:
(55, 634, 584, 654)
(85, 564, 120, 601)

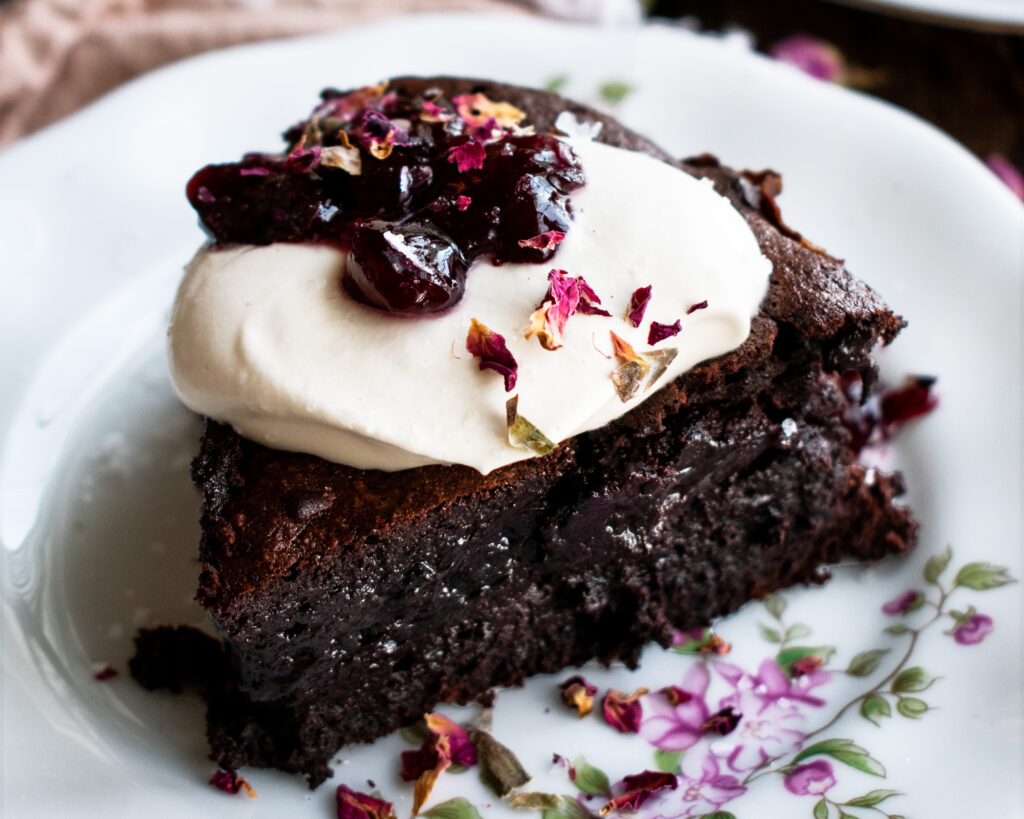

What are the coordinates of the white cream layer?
(168, 138, 772, 473)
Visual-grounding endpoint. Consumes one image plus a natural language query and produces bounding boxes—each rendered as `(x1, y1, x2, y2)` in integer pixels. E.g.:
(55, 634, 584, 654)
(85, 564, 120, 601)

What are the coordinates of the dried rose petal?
(412, 742, 450, 816)
(842, 373, 938, 453)
(879, 376, 939, 433)
(401, 713, 477, 786)
(658, 686, 692, 707)
(403, 735, 453, 814)
(320, 144, 362, 176)
(559, 675, 598, 717)
(626, 285, 652, 327)
(336, 785, 396, 819)
(609, 332, 645, 366)
(769, 34, 846, 83)
(576, 276, 612, 317)
(447, 139, 487, 172)
(424, 713, 477, 768)
(453, 92, 526, 130)
(239, 167, 269, 177)
(350, 109, 412, 160)
(455, 195, 472, 211)
(420, 100, 455, 123)
(601, 688, 648, 734)
(609, 331, 650, 402)
(466, 318, 519, 392)
(600, 771, 677, 815)
(469, 115, 503, 142)
(686, 300, 709, 315)
(401, 713, 478, 812)
(518, 230, 566, 251)
(525, 269, 581, 351)
(94, 665, 118, 681)
(283, 144, 321, 173)
(985, 153, 1024, 200)
(647, 320, 681, 346)
(314, 81, 389, 122)
(209, 770, 256, 798)
(700, 706, 741, 736)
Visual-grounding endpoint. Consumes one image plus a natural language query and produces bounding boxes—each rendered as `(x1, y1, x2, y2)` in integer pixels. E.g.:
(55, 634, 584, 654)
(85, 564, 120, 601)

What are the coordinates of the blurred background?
(1, 0, 1022, 198)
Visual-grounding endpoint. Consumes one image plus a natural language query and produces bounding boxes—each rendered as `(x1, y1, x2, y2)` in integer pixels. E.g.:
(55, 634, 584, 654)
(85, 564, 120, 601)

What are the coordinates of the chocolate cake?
(133, 77, 916, 787)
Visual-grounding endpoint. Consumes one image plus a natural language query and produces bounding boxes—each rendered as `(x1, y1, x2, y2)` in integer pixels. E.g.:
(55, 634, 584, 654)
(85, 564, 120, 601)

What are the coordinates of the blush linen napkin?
(0, 0, 528, 147)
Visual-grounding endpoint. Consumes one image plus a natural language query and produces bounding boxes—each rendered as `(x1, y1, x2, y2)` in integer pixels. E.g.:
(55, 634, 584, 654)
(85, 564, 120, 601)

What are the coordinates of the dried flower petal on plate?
(471, 729, 531, 797)
(336, 784, 396, 819)
(600, 771, 677, 815)
(507, 791, 562, 810)
(209, 769, 256, 798)
(601, 688, 649, 733)
(455, 195, 472, 211)
(93, 665, 118, 681)
(425, 713, 478, 767)
(559, 675, 598, 717)
(626, 285, 652, 327)
(402, 713, 477, 814)
(658, 686, 692, 707)
(686, 299, 709, 315)
(466, 318, 519, 392)
(700, 705, 742, 736)
(506, 396, 557, 457)
(647, 320, 681, 346)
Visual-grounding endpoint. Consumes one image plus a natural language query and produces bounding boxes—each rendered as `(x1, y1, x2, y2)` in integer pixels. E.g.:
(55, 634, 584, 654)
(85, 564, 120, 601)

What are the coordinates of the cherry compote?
(187, 83, 586, 316)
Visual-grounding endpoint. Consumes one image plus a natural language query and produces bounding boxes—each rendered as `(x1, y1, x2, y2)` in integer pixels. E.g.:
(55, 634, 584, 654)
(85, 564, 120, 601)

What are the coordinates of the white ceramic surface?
(826, 0, 1024, 30)
(1, 13, 1021, 819)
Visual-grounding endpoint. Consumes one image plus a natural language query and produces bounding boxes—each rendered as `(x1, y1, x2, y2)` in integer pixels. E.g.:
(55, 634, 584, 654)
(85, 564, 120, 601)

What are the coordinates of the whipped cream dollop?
(169, 137, 772, 473)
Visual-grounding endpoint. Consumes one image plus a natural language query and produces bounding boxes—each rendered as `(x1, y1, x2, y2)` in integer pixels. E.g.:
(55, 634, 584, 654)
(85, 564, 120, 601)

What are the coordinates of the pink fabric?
(0, 0, 523, 146)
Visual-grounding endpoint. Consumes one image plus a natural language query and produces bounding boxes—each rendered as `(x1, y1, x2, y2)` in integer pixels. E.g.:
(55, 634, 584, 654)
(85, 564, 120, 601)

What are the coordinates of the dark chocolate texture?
(135, 77, 915, 787)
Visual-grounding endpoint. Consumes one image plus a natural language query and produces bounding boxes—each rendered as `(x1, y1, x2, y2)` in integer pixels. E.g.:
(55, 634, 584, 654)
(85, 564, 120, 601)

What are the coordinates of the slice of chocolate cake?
(136, 77, 915, 787)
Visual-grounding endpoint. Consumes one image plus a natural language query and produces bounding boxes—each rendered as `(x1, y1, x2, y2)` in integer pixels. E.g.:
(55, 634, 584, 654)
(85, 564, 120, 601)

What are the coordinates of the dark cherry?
(344, 221, 466, 314)
(186, 84, 586, 316)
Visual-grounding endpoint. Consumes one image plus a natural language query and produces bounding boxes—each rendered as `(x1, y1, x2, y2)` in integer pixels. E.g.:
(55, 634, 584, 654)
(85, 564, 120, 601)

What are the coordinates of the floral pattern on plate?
(527, 547, 1014, 819)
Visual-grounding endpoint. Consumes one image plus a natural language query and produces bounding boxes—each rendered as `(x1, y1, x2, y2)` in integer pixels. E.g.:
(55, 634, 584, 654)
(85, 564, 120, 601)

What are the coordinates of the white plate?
(1, 13, 1021, 819)
(825, 0, 1024, 31)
